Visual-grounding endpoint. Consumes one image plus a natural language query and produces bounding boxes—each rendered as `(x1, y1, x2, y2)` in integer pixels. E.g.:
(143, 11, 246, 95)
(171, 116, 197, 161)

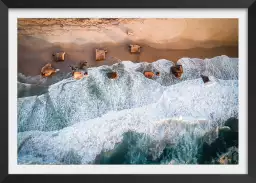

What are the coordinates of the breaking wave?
(17, 55, 239, 164)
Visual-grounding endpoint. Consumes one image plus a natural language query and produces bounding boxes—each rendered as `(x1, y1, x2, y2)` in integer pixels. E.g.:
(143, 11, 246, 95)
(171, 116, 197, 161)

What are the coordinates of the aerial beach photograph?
(17, 18, 239, 165)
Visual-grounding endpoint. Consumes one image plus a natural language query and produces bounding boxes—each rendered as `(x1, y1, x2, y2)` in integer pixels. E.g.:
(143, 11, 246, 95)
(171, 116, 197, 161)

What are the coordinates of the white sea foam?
(17, 55, 239, 164)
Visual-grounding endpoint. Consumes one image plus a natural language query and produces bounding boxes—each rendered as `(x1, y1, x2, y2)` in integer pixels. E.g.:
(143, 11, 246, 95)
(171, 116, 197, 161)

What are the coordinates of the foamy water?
(17, 55, 238, 164)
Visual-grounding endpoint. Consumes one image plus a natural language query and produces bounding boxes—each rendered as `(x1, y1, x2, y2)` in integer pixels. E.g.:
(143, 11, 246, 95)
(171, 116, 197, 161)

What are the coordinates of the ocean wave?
(17, 55, 239, 164)
(18, 55, 238, 87)
(18, 73, 238, 132)
(177, 55, 238, 81)
(18, 79, 238, 164)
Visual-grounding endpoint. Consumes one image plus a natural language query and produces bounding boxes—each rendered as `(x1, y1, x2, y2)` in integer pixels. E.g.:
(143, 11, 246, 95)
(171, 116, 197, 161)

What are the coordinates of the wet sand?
(18, 18, 238, 76)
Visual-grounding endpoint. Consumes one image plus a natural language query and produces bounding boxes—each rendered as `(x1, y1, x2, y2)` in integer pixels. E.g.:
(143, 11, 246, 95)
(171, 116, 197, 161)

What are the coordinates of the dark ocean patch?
(94, 118, 238, 164)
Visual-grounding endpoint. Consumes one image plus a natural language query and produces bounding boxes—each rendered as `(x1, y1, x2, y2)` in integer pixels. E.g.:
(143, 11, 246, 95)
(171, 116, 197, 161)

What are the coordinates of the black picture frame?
(0, 0, 254, 182)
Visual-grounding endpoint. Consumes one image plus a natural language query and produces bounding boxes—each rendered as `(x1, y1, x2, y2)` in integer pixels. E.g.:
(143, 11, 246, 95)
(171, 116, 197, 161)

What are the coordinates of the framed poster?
(0, 0, 254, 182)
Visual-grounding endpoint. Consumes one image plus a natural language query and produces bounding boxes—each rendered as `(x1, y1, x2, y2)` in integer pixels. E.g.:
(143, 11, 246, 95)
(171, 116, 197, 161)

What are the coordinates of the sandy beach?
(18, 18, 238, 76)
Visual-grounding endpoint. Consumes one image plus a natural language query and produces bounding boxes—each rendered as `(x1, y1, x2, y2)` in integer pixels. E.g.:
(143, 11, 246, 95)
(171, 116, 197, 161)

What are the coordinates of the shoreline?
(18, 37, 238, 76)
(18, 18, 238, 76)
